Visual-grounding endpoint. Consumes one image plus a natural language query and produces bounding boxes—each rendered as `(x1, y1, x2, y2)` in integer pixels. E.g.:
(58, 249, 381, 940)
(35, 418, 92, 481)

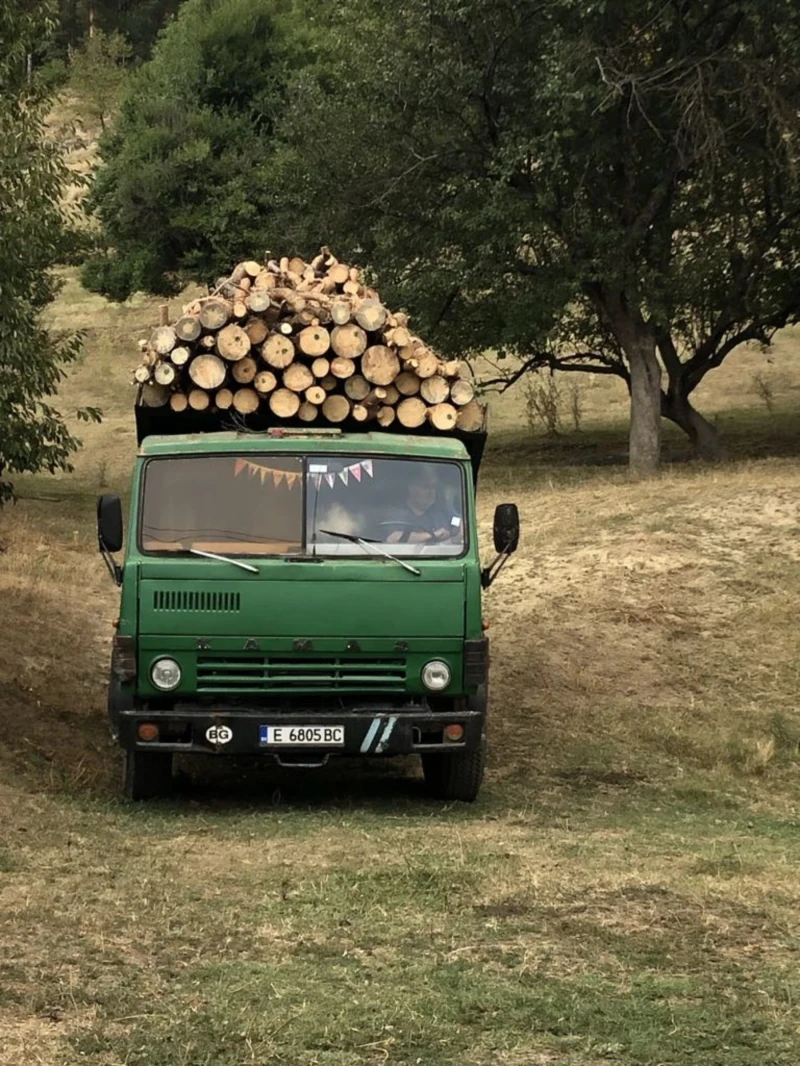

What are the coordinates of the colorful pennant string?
(234, 458, 376, 490)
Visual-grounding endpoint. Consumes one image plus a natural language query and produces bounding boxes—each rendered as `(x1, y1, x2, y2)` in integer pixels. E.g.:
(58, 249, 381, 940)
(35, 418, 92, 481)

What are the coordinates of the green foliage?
(82, 0, 324, 299)
(0, 1, 101, 503)
(50, 1, 184, 62)
(69, 29, 133, 130)
(272, 0, 800, 458)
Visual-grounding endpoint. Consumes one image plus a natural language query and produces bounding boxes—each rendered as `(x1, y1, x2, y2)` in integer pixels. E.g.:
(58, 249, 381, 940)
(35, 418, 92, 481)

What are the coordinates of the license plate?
(259, 725, 345, 746)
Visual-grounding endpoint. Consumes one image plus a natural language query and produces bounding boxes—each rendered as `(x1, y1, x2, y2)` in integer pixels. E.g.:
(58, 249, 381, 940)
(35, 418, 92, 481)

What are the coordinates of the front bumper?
(117, 702, 484, 757)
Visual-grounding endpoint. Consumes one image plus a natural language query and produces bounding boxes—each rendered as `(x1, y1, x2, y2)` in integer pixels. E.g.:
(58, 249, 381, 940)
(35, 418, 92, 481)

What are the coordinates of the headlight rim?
(150, 657, 182, 692)
(421, 659, 451, 692)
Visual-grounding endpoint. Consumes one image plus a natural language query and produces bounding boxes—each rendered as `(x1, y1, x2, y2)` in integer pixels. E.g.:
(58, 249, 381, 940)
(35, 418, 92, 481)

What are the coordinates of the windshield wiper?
(189, 548, 260, 574)
(319, 530, 421, 576)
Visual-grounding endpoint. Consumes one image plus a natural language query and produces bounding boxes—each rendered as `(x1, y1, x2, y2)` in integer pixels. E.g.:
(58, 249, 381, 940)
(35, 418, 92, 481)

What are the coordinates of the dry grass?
(2, 272, 800, 1064)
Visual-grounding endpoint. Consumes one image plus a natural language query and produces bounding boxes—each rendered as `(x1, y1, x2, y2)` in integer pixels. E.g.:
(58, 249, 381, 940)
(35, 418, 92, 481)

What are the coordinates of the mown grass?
(2, 272, 800, 1064)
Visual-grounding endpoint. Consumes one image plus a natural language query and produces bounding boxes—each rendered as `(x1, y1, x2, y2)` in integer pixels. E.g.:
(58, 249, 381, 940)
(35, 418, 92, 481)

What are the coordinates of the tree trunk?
(662, 392, 723, 460)
(627, 335, 662, 474)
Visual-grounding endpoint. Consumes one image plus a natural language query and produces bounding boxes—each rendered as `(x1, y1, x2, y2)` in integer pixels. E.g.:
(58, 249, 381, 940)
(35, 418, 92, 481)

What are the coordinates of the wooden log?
(199, 298, 231, 331)
(450, 379, 475, 406)
(364, 387, 388, 406)
(154, 362, 177, 386)
(242, 259, 262, 278)
(330, 323, 367, 359)
(159, 303, 170, 326)
(376, 405, 396, 428)
(247, 290, 271, 314)
(140, 382, 170, 407)
(351, 403, 371, 422)
(232, 299, 248, 319)
(297, 326, 331, 357)
(254, 270, 277, 290)
(441, 359, 462, 378)
(396, 397, 428, 428)
(330, 356, 356, 379)
(215, 387, 234, 411)
(456, 400, 486, 432)
(216, 323, 251, 362)
(297, 401, 318, 422)
(188, 388, 210, 411)
(188, 353, 226, 390)
(382, 383, 400, 406)
(388, 325, 411, 349)
(354, 298, 387, 332)
(305, 385, 327, 406)
(244, 317, 269, 345)
(254, 370, 278, 394)
(288, 255, 307, 276)
(344, 375, 370, 401)
(395, 371, 421, 396)
(361, 345, 400, 386)
(420, 375, 450, 405)
(169, 392, 189, 413)
(151, 326, 177, 355)
(175, 315, 202, 343)
(322, 394, 351, 423)
(394, 311, 410, 327)
(276, 321, 294, 336)
(319, 374, 338, 391)
(319, 277, 338, 295)
(427, 402, 458, 431)
(311, 357, 331, 379)
(269, 388, 301, 419)
(412, 347, 440, 379)
(330, 300, 352, 325)
(326, 262, 350, 285)
(170, 346, 191, 367)
(200, 335, 217, 350)
(279, 256, 290, 274)
(343, 280, 363, 297)
(133, 364, 152, 384)
(262, 333, 295, 369)
(232, 356, 258, 384)
(232, 388, 260, 415)
(283, 362, 314, 393)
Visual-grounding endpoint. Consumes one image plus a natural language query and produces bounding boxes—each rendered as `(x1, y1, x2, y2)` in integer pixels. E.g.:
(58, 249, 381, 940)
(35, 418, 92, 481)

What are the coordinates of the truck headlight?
(151, 658, 181, 691)
(422, 660, 451, 691)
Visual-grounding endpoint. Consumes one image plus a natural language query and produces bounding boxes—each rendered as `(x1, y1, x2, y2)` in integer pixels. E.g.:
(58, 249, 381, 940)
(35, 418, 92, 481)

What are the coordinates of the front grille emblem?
(244, 639, 259, 651)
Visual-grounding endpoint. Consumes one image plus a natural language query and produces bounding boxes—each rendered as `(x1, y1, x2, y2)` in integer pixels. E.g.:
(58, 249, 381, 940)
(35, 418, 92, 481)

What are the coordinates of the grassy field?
(2, 271, 800, 1065)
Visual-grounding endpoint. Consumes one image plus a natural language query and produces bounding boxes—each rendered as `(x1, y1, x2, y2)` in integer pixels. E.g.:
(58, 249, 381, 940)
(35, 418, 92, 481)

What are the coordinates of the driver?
(383, 465, 460, 544)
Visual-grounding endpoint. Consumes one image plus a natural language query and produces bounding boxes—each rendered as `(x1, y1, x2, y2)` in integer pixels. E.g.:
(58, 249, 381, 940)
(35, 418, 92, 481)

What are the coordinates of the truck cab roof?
(138, 430, 470, 462)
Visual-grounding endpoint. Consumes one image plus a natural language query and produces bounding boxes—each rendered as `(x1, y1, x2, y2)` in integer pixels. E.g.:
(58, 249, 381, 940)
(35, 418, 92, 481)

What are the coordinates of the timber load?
(133, 249, 485, 434)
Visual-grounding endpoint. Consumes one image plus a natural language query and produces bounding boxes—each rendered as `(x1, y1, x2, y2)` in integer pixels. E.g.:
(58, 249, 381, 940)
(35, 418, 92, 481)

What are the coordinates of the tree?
(69, 28, 132, 129)
(81, 0, 325, 301)
(0, 0, 100, 503)
(269, 0, 800, 470)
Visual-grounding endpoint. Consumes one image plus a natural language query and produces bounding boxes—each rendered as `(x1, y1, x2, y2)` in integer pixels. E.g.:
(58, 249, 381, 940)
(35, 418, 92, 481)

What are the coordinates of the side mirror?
(97, 494, 124, 553)
(493, 503, 520, 554)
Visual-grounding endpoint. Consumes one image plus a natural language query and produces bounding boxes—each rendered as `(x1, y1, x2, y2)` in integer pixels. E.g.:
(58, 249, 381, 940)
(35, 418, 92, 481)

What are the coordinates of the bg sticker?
(206, 725, 233, 744)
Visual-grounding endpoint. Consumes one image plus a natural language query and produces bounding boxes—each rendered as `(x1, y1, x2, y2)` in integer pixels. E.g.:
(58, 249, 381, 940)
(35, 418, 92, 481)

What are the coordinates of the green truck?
(97, 409, 518, 801)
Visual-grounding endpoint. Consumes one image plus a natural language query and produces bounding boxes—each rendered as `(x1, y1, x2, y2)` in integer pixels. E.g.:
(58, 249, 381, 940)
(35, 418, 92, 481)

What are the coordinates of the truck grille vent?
(153, 590, 241, 613)
(196, 655, 406, 693)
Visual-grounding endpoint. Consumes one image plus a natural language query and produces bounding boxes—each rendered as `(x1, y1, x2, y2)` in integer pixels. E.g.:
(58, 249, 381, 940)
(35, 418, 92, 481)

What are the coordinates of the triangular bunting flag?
(350, 463, 362, 483)
(259, 466, 268, 484)
(362, 459, 373, 478)
(286, 472, 298, 489)
(325, 473, 335, 489)
(312, 474, 322, 491)
(273, 470, 285, 488)
(338, 468, 349, 486)
(234, 458, 247, 476)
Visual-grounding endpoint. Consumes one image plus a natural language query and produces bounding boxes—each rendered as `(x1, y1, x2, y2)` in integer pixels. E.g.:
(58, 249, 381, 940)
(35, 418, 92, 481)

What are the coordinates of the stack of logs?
(134, 249, 485, 433)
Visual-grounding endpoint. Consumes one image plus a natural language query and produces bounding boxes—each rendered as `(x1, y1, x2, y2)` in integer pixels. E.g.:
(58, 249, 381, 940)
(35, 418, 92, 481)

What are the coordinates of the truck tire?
(422, 734, 486, 802)
(123, 750, 174, 801)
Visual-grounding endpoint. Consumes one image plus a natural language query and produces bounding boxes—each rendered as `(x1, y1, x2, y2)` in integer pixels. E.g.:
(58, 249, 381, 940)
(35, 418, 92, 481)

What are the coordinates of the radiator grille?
(153, 589, 241, 613)
(196, 655, 406, 693)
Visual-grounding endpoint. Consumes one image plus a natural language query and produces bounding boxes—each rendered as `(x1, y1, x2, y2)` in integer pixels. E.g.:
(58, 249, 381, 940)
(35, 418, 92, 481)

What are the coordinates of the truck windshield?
(140, 455, 465, 558)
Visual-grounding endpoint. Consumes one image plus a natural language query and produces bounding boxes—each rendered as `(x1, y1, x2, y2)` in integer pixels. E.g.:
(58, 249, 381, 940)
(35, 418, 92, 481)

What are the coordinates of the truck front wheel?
(123, 750, 174, 801)
(422, 735, 486, 802)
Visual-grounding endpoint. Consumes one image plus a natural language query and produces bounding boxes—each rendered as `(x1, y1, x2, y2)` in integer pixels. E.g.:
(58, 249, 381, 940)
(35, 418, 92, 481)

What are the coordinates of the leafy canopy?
(0, 0, 100, 504)
(81, 0, 325, 301)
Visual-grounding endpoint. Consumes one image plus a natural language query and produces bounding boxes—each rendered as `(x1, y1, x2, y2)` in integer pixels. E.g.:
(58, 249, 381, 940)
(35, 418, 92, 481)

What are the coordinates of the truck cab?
(98, 426, 518, 801)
